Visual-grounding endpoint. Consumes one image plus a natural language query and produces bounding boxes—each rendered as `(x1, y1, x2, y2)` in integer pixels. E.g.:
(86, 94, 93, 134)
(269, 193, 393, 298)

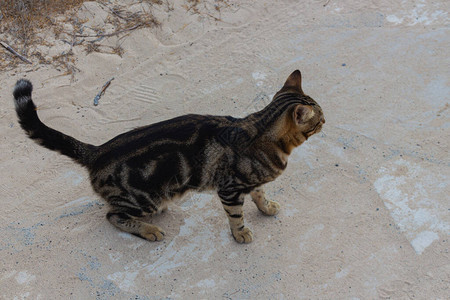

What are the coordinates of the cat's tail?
(13, 79, 96, 167)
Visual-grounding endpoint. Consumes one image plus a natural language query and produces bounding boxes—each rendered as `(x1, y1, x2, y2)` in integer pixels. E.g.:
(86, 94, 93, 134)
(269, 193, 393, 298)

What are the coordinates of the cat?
(13, 70, 325, 243)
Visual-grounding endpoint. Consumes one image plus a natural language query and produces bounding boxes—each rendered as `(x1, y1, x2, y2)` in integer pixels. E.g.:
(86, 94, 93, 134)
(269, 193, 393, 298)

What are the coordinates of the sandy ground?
(0, 0, 449, 298)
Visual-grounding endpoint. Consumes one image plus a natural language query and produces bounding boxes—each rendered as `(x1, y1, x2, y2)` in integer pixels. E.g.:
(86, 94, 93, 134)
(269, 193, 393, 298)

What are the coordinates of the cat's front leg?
(218, 191, 253, 243)
(250, 187, 281, 216)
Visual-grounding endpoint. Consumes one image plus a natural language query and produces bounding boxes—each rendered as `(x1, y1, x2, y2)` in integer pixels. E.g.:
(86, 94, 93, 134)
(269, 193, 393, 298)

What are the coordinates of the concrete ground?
(0, 0, 448, 298)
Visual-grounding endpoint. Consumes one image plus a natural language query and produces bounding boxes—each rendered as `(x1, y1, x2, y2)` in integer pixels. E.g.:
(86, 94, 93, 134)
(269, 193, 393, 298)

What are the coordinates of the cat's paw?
(140, 225, 165, 241)
(232, 227, 253, 244)
(260, 200, 280, 216)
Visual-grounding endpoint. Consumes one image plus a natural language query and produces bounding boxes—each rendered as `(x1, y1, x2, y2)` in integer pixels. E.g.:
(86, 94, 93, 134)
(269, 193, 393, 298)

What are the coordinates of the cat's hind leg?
(218, 191, 253, 243)
(250, 187, 280, 216)
(106, 203, 165, 242)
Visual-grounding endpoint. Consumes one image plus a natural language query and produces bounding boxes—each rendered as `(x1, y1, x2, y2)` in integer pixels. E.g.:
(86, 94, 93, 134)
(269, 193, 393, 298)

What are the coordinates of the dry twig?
(0, 41, 32, 64)
(74, 24, 143, 38)
(94, 77, 114, 106)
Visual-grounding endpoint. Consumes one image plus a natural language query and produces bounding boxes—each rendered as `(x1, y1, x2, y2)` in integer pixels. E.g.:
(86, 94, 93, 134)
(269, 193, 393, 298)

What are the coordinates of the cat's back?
(102, 113, 234, 146)
(91, 113, 235, 170)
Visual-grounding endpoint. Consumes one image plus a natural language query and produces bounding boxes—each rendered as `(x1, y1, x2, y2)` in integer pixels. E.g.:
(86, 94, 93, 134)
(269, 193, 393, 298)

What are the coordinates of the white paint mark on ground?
(107, 271, 138, 292)
(219, 228, 231, 246)
(189, 193, 212, 209)
(252, 72, 266, 87)
(109, 252, 123, 263)
(143, 193, 221, 277)
(14, 292, 31, 299)
(386, 4, 447, 26)
(374, 159, 449, 254)
(63, 170, 84, 186)
(335, 267, 349, 279)
(60, 196, 91, 209)
(386, 15, 404, 25)
(15, 271, 35, 285)
(1, 270, 17, 281)
(299, 224, 325, 249)
(117, 232, 134, 240)
(411, 231, 439, 254)
(197, 278, 216, 288)
(252, 72, 266, 81)
(284, 204, 299, 217)
(202, 77, 244, 95)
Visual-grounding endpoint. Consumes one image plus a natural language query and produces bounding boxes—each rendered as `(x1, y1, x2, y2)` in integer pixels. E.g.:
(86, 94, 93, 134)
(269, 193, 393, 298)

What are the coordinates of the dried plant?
(0, 1, 230, 72)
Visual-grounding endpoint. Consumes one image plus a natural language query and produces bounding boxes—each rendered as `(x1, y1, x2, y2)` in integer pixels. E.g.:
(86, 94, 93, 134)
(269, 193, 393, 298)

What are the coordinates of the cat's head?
(273, 70, 325, 149)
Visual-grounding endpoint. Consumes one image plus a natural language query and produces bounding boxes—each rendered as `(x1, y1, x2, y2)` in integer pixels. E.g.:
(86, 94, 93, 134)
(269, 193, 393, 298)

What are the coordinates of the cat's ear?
(283, 70, 304, 93)
(293, 104, 314, 125)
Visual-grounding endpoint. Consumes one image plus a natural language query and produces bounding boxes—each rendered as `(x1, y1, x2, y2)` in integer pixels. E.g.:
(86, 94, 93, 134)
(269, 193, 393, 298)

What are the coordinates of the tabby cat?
(13, 70, 324, 243)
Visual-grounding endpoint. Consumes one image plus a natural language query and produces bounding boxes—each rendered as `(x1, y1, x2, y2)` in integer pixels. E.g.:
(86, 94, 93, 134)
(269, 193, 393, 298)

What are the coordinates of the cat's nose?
(321, 117, 325, 124)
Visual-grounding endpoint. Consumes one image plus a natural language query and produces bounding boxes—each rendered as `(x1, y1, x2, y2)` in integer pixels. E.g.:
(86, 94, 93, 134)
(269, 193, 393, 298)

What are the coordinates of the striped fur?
(13, 70, 324, 243)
